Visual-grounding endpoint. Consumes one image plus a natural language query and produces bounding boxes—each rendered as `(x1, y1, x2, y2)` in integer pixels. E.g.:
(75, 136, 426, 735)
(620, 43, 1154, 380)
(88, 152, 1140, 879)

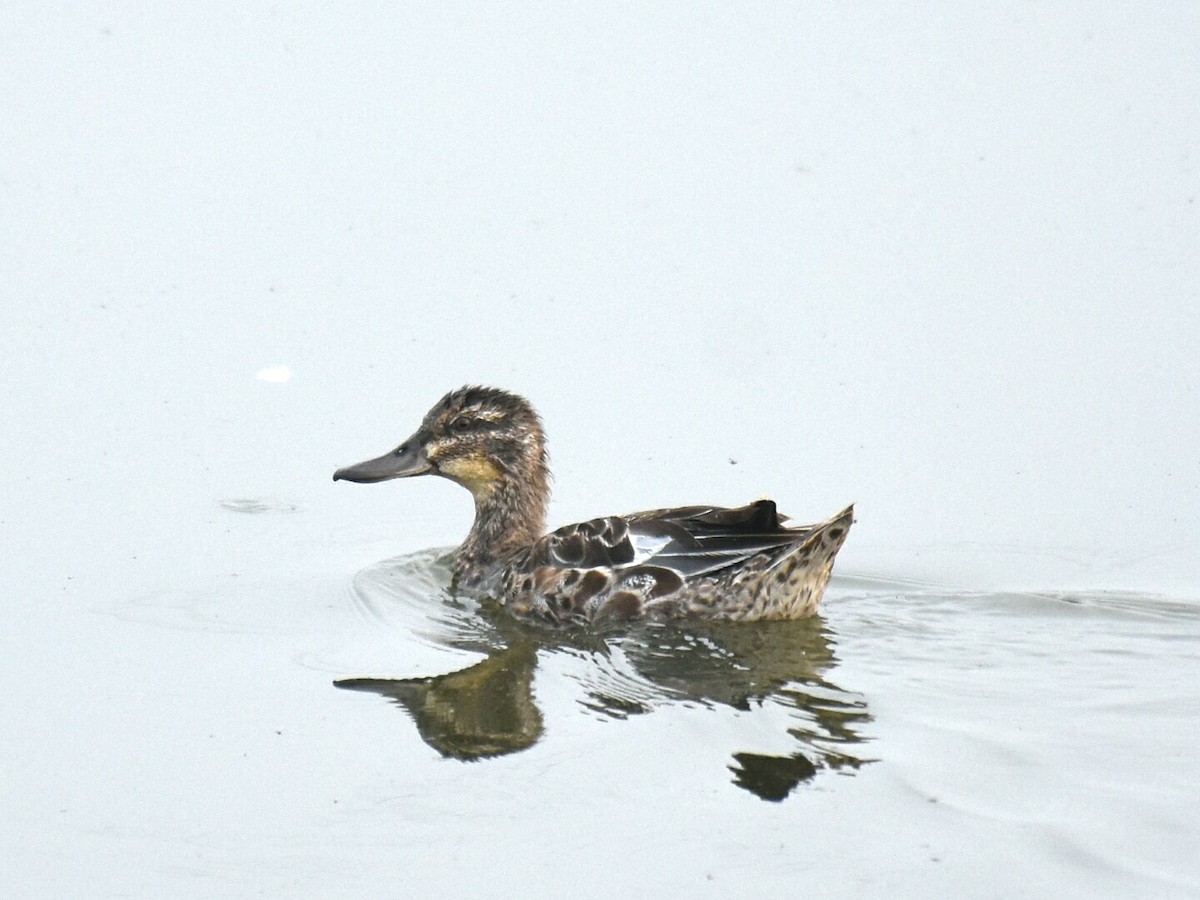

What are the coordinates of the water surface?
(324, 550, 1200, 896)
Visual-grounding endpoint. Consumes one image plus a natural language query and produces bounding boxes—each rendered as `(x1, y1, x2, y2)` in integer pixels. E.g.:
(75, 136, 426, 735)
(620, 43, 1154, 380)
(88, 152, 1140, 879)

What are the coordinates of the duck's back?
(499, 500, 853, 624)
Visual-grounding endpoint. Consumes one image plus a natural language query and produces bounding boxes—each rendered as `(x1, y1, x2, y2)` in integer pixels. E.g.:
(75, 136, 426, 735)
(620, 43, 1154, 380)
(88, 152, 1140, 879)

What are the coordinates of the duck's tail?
(755, 503, 854, 619)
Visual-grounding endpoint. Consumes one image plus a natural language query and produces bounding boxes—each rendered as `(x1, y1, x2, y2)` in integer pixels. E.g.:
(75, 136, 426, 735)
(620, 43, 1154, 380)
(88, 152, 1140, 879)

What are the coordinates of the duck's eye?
(450, 417, 473, 433)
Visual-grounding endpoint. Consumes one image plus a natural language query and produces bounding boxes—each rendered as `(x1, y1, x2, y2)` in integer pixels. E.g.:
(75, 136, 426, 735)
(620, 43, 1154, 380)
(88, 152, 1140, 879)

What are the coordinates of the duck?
(333, 386, 853, 625)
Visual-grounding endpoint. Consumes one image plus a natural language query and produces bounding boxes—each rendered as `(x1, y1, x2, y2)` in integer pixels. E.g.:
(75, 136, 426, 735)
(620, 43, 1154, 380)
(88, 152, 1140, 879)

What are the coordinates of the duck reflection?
(337, 641, 542, 760)
(336, 610, 873, 801)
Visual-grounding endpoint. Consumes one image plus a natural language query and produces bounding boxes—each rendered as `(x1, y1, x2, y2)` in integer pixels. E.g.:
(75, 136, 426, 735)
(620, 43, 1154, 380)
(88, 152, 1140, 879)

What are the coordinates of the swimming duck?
(333, 386, 853, 625)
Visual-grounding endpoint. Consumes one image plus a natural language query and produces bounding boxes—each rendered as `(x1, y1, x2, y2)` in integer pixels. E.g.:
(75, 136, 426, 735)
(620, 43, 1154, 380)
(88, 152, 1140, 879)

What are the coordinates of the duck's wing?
(528, 515, 640, 570)
(527, 500, 794, 577)
(623, 499, 810, 579)
(507, 516, 661, 622)
(510, 500, 837, 623)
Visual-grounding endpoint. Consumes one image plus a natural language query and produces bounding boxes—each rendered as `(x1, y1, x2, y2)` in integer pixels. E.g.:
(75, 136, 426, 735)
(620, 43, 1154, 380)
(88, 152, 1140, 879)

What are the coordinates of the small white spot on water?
(256, 364, 292, 383)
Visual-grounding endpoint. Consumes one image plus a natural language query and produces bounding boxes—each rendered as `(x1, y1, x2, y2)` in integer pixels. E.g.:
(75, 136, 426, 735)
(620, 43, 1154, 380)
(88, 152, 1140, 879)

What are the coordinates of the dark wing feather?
(529, 502, 794, 574)
(624, 500, 807, 579)
(529, 516, 637, 569)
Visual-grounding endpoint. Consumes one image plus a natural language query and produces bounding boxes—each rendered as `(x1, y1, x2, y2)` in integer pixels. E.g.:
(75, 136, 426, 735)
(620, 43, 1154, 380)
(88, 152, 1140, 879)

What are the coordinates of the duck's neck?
(455, 474, 548, 586)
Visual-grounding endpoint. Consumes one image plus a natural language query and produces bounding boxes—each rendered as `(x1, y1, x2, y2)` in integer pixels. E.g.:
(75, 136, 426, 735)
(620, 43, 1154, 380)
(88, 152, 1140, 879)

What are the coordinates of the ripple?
(219, 497, 303, 514)
(347, 547, 509, 654)
(337, 548, 878, 798)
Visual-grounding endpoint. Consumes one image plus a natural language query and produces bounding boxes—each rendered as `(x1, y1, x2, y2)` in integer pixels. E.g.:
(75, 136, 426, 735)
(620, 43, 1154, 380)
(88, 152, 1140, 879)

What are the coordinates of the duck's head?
(333, 385, 548, 503)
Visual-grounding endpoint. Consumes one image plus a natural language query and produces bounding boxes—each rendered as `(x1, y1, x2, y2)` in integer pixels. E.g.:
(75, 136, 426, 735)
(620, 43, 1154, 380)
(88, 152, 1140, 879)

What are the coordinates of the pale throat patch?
(436, 455, 503, 496)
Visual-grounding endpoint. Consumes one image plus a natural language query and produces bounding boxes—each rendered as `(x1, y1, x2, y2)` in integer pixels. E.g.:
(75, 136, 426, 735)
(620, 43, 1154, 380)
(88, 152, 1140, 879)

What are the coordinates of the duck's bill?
(333, 438, 434, 483)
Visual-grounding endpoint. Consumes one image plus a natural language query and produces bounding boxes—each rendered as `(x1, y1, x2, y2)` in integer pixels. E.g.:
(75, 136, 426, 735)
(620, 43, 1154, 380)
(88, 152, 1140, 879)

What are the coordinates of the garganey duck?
(333, 386, 853, 624)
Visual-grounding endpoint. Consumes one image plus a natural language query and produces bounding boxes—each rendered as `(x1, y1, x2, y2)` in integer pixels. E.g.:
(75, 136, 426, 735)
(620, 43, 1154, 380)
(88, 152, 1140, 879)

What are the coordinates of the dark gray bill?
(333, 432, 433, 483)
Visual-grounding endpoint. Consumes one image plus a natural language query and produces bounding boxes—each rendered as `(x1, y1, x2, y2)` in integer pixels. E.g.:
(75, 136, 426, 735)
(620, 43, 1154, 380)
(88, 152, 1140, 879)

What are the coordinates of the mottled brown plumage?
(334, 386, 853, 625)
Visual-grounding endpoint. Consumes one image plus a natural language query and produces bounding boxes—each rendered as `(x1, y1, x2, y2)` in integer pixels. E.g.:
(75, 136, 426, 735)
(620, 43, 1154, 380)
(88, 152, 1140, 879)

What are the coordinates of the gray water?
(16, 524, 1193, 898)
(5, 5, 1200, 898)
(333, 551, 1200, 894)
